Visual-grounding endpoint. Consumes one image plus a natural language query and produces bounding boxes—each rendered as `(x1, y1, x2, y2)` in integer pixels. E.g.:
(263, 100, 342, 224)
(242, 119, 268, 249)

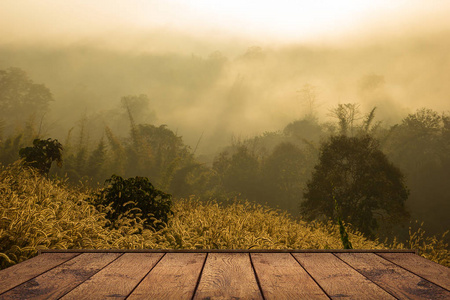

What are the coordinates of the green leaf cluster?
(91, 175, 173, 231)
(19, 138, 63, 175)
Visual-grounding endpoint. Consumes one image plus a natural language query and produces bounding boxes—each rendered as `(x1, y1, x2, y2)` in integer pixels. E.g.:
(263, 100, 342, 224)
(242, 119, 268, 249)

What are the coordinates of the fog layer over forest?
(1, 28, 449, 156)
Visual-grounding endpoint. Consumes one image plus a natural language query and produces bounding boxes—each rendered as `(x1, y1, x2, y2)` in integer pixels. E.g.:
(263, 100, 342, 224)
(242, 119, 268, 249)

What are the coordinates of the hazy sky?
(2, 1, 449, 49)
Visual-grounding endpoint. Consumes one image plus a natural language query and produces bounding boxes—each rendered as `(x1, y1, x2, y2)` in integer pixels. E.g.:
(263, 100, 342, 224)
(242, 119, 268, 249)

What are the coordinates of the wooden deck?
(0, 249, 449, 299)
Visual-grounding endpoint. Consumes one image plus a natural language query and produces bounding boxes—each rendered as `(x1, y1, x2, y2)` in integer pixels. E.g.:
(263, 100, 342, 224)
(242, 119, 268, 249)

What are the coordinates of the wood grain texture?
(0, 253, 78, 295)
(251, 253, 328, 300)
(128, 253, 206, 300)
(60, 253, 164, 300)
(193, 253, 263, 300)
(377, 252, 450, 290)
(0, 253, 121, 300)
(336, 253, 450, 300)
(293, 253, 394, 299)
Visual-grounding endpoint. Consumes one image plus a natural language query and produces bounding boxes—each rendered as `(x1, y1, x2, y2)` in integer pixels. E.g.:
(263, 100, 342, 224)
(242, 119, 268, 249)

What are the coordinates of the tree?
(85, 139, 107, 183)
(19, 138, 63, 175)
(385, 108, 444, 169)
(0, 68, 53, 122)
(301, 134, 409, 237)
(328, 103, 380, 137)
(216, 146, 261, 200)
(296, 83, 319, 118)
(383, 108, 450, 237)
(262, 142, 308, 213)
(328, 103, 362, 136)
(283, 115, 323, 144)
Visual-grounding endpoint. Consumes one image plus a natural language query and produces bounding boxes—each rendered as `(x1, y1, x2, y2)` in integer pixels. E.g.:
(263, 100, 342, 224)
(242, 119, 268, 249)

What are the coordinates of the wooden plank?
(60, 253, 164, 300)
(336, 253, 450, 299)
(378, 252, 450, 290)
(128, 253, 206, 300)
(0, 253, 79, 294)
(251, 253, 328, 299)
(0, 253, 121, 300)
(193, 253, 263, 300)
(293, 253, 394, 299)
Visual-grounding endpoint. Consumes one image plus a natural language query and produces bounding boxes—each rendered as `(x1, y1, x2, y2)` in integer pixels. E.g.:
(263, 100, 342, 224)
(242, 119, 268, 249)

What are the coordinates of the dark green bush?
(92, 175, 173, 231)
(19, 138, 63, 175)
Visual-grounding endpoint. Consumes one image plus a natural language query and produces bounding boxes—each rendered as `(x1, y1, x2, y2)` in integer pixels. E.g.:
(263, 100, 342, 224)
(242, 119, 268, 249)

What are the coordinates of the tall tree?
(301, 134, 409, 237)
(0, 68, 53, 123)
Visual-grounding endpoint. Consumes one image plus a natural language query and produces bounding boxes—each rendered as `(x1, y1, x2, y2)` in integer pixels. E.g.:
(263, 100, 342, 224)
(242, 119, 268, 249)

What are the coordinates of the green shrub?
(19, 138, 62, 175)
(92, 175, 173, 231)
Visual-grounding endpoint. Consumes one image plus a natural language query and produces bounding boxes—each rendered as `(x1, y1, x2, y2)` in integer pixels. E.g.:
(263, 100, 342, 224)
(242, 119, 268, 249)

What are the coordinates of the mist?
(1, 27, 449, 156)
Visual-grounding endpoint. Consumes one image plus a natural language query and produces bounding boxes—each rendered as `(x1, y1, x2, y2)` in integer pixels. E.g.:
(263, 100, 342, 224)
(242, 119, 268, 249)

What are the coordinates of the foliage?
(301, 134, 410, 237)
(383, 108, 450, 240)
(135, 124, 191, 187)
(0, 67, 53, 123)
(210, 126, 320, 214)
(49, 108, 194, 193)
(333, 192, 353, 249)
(0, 134, 24, 166)
(19, 138, 63, 175)
(261, 142, 308, 213)
(329, 103, 380, 136)
(283, 116, 323, 145)
(85, 139, 107, 183)
(221, 146, 260, 200)
(1, 163, 448, 271)
(91, 175, 173, 231)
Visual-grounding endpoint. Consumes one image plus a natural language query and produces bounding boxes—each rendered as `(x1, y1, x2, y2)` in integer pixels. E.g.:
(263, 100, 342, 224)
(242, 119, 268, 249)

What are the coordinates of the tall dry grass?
(1, 162, 448, 270)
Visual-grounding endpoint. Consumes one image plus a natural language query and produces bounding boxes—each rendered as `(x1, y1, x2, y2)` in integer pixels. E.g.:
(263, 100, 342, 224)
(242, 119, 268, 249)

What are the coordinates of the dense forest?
(1, 39, 449, 268)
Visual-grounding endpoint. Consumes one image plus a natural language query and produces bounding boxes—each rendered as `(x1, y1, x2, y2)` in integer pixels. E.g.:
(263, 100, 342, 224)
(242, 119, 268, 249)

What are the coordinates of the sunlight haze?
(1, 1, 449, 48)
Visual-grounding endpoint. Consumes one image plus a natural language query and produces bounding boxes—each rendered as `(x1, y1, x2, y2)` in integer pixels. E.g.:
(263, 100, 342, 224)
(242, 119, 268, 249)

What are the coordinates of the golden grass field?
(1, 161, 448, 270)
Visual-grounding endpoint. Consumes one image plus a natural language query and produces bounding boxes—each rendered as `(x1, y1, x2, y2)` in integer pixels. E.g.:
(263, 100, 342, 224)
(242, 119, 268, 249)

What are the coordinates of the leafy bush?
(91, 175, 173, 231)
(19, 138, 62, 175)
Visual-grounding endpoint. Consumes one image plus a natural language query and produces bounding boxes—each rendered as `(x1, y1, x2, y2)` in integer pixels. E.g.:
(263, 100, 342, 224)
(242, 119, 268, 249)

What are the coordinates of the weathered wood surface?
(251, 252, 328, 299)
(336, 252, 450, 300)
(128, 253, 205, 300)
(193, 252, 263, 299)
(61, 253, 164, 300)
(0, 253, 121, 300)
(0, 253, 79, 294)
(293, 253, 395, 299)
(0, 250, 448, 299)
(378, 252, 450, 290)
